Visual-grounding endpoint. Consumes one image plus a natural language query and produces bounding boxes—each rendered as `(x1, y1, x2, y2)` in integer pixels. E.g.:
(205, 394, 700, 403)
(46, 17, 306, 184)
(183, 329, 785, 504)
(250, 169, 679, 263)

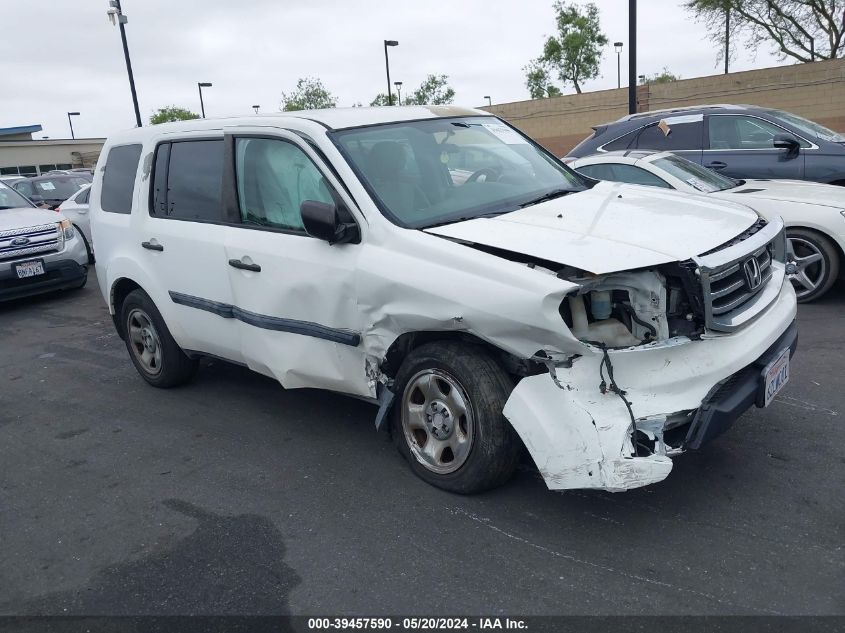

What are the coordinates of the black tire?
(73, 224, 94, 265)
(787, 228, 840, 303)
(391, 341, 522, 494)
(119, 289, 198, 388)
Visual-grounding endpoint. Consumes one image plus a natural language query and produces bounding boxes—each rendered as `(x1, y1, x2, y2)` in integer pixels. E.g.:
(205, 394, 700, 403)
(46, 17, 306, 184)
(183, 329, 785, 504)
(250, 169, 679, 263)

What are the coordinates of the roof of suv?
(105, 106, 490, 144)
(611, 103, 761, 125)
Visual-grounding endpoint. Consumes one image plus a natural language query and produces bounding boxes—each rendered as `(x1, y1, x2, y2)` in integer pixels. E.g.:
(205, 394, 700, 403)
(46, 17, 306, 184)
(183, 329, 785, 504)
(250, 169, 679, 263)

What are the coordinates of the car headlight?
(59, 218, 74, 240)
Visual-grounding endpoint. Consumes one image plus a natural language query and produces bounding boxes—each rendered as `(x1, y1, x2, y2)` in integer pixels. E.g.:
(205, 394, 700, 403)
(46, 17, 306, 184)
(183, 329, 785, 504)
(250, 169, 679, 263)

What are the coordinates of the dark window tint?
(101, 144, 142, 214)
(577, 164, 617, 181)
(604, 121, 703, 151)
(165, 140, 224, 222)
(608, 164, 672, 188)
(77, 188, 91, 204)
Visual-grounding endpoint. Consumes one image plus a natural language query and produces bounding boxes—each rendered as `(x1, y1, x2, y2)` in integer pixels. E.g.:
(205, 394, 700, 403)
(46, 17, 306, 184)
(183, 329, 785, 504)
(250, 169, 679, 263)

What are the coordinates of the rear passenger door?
(222, 129, 369, 396)
(704, 114, 806, 179)
(140, 136, 244, 363)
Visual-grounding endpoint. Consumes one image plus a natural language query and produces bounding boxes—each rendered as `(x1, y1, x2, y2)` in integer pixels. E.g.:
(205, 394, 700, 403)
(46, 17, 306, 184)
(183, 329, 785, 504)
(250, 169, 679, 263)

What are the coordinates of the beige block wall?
(486, 57, 845, 156)
(0, 139, 104, 173)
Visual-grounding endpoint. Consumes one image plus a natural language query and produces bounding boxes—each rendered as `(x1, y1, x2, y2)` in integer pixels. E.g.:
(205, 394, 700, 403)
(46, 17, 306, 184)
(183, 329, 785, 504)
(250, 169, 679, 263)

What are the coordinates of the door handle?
(706, 161, 727, 170)
(141, 241, 164, 251)
(228, 258, 261, 272)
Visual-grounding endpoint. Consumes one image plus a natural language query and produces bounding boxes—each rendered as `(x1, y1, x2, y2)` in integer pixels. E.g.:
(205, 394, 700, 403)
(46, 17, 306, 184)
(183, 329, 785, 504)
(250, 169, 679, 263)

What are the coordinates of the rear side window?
(152, 140, 224, 222)
(77, 188, 91, 204)
(101, 144, 142, 214)
(604, 119, 704, 152)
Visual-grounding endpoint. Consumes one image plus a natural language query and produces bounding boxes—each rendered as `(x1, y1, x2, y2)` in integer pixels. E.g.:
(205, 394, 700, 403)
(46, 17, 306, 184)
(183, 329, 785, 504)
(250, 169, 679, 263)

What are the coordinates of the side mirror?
(300, 200, 360, 245)
(773, 134, 800, 157)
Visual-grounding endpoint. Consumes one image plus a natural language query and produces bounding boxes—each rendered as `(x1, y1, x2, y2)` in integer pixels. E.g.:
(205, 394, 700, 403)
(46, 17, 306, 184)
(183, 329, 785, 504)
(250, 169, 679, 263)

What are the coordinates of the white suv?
(91, 107, 797, 494)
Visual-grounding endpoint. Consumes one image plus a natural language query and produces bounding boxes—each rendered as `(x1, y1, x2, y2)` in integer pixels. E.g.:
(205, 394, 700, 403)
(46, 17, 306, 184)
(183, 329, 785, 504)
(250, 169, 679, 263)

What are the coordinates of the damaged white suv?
(91, 107, 797, 494)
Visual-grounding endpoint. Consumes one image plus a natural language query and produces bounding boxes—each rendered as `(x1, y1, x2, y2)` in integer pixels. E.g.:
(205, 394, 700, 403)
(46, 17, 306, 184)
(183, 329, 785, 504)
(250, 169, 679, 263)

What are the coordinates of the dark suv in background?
(567, 104, 845, 185)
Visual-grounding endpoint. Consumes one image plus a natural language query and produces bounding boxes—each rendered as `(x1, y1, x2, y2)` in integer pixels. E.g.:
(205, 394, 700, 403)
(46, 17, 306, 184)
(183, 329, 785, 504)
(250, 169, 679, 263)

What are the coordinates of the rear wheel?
(391, 341, 521, 494)
(120, 289, 198, 387)
(786, 228, 840, 302)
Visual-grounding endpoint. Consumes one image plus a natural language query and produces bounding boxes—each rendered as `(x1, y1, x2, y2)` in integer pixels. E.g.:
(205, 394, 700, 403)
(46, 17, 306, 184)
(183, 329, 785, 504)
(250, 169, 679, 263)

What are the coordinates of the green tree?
(525, 62, 563, 98)
(639, 68, 681, 84)
(685, 0, 845, 64)
(149, 106, 199, 125)
(280, 77, 337, 111)
(371, 75, 455, 106)
(406, 74, 455, 105)
(525, 1, 608, 95)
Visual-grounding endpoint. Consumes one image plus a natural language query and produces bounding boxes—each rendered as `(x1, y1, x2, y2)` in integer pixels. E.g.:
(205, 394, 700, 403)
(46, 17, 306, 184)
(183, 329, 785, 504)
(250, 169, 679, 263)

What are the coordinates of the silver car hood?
(0, 207, 63, 232)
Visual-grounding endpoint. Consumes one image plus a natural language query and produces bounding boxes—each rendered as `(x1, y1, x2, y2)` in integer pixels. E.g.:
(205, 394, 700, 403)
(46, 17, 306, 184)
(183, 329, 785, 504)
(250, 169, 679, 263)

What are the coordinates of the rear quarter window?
(101, 144, 142, 214)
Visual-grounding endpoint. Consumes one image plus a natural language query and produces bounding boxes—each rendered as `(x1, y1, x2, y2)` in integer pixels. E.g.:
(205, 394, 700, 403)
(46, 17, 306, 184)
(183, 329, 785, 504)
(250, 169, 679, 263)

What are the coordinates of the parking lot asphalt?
(0, 273, 843, 617)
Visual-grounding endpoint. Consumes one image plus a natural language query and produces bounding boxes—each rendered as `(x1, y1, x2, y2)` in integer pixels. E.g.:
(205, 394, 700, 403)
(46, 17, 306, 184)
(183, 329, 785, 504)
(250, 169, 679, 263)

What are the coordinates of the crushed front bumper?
(503, 281, 797, 492)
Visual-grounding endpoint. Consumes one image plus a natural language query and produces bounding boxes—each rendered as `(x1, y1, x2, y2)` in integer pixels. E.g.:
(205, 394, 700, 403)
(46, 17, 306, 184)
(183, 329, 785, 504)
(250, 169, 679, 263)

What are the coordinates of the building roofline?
(0, 124, 44, 137)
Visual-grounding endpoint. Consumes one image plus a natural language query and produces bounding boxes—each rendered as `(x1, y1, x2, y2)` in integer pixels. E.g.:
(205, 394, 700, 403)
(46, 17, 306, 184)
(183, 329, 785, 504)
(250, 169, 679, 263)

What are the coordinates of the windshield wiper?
(519, 189, 574, 208)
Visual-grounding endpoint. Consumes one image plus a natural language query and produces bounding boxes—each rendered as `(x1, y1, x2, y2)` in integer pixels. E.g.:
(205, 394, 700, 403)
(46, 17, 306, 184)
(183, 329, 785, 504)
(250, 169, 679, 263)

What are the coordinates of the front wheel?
(391, 341, 522, 494)
(120, 289, 198, 388)
(787, 228, 840, 302)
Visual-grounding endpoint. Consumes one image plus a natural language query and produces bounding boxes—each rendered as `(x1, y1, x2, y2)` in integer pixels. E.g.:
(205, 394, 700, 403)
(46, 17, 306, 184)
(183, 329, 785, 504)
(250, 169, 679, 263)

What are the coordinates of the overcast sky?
(2, 0, 789, 140)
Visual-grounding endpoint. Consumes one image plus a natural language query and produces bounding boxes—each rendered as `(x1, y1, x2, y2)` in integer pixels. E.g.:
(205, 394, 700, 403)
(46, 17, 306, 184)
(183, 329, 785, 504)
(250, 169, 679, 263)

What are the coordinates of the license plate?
(762, 347, 790, 407)
(15, 259, 45, 279)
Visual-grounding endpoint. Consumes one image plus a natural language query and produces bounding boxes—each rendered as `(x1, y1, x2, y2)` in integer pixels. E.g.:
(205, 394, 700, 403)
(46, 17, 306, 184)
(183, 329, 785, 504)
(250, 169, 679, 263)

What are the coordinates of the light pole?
(628, 0, 637, 114)
(252, 105, 260, 114)
(484, 95, 492, 106)
(106, 0, 141, 127)
(394, 81, 403, 105)
(614, 42, 623, 88)
(67, 112, 80, 139)
(198, 82, 212, 118)
(383, 40, 398, 105)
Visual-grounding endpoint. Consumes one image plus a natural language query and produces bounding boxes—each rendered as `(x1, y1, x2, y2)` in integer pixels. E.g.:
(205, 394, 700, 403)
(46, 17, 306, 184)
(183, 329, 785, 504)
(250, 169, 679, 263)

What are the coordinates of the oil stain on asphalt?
(5, 500, 301, 615)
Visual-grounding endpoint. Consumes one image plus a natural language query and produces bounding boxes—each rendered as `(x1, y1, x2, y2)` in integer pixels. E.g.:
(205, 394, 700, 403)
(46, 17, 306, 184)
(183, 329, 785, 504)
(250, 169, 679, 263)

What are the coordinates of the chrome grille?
(0, 223, 60, 262)
(695, 217, 786, 333)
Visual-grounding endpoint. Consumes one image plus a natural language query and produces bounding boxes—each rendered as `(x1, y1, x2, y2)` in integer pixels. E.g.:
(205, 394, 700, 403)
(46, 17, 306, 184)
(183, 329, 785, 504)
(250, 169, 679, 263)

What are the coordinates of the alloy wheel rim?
(401, 369, 474, 475)
(787, 236, 826, 299)
(127, 308, 163, 375)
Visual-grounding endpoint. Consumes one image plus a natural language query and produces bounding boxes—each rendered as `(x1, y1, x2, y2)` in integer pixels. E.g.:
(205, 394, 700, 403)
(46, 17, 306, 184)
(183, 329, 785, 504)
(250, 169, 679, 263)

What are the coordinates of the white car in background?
(57, 184, 93, 262)
(571, 150, 845, 302)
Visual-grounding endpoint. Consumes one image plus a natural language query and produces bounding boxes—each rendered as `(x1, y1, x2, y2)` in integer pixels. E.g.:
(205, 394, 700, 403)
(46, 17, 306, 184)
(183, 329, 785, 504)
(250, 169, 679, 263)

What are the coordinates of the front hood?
(727, 179, 845, 209)
(0, 207, 62, 231)
(425, 181, 758, 274)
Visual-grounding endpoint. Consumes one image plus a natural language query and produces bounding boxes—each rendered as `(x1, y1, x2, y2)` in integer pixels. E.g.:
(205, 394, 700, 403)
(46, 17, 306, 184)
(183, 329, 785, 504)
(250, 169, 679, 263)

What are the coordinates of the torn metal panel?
(504, 282, 796, 491)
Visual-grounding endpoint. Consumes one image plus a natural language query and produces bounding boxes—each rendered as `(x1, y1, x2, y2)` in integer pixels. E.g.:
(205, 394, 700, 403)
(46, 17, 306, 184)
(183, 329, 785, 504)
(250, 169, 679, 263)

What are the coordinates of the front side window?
(652, 154, 738, 193)
(330, 116, 584, 228)
(235, 138, 334, 231)
(0, 181, 35, 209)
(769, 110, 845, 143)
(708, 115, 810, 150)
(607, 164, 671, 188)
(161, 140, 224, 222)
(101, 144, 142, 214)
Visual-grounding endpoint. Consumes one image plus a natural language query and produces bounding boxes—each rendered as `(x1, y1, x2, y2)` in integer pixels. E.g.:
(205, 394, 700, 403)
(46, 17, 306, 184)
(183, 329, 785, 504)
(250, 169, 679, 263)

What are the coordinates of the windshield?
(652, 154, 738, 193)
(31, 177, 90, 200)
(0, 181, 36, 209)
(770, 110, 845, 143)
(330, 116, 584, 228)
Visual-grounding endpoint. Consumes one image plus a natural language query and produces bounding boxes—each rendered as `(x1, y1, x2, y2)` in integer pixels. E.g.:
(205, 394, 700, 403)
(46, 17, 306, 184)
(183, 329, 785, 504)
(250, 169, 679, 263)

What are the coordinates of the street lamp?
(106, 0, 141, 127)
(383, 40, 398, 105)
(484, 95, 492, 106)
(198, 82, 212, 118)
(252, 105, 260, 114)
(614, 42, 623, 89)
(394, 81, 403, 105)
(67, 112, 80, 139)
(638, 74, 646, 85)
